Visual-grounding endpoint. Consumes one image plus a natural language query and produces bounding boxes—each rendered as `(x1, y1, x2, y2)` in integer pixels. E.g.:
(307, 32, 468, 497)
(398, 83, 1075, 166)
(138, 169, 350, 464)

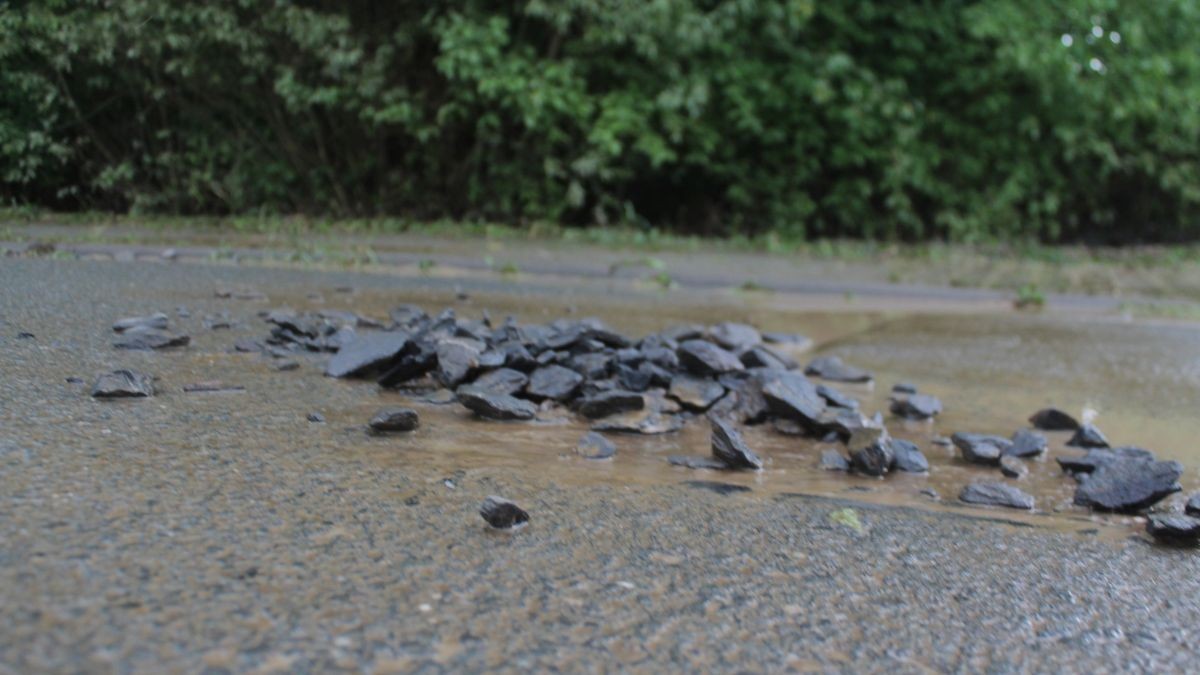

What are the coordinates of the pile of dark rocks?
(89, 302, 1198, 545)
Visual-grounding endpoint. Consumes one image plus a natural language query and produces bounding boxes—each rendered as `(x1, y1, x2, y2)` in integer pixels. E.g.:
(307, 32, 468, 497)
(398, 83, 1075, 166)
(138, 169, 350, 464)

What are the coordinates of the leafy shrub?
(1, 0, 1198, 242)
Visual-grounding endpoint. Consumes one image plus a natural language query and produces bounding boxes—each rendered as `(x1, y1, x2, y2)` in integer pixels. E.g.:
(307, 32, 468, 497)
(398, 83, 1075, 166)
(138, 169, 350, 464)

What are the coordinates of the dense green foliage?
(2, 1, 1198, 242)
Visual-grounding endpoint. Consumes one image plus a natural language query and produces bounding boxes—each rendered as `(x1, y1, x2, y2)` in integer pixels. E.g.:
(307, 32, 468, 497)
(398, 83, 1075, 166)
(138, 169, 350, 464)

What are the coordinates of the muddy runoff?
(155, 282, 1200, 543)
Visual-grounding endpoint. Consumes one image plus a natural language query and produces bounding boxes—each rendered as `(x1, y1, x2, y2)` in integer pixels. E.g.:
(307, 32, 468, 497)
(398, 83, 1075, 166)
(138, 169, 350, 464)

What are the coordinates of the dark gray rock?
(761, 371, 826, 428)
(816, 384, 858, 410)
(889, 394, 942, 420)
(1146, 514, 1200, 546)
(951, 433, 1011, 466)
(661, 324, 705, 343)
(1057, 446, 1156, 476)
(471, 368, 529, 395)
(668, 455, 729, 470)
(112, 312, 168, 333)
(709, 322, 761, 351)
(1007, 429, 1047, 458)
(850, 439, 894, 477)
(738, 345, 796, 370)
(614, 363, 653, 392)
(591, 410, 684, 434)
(1029, 408, 1080, 431)
(819, 449, 850, 472)
(377, 343, 437, 387)
(575, 432, 616, 460)
(959, 483, 1034, 510)
(668, 374, 726, 411)
(113, 328, 190, 351)
(274, 359, 300, 372)
(1187, 493, 1200, 516)
(685, 480, 751, 495)
(710, 417, 762, 470)
(892, 382, 918, 395)
(999, 455, 1028, 479)
(762, 331, 812, 349)
(307, 412, 325, 423)
(805, 355, 872, 383)
(568, 352, 612, 380)
(890, 439, 929, 473)
(578, 390, 644, 419)
(526, 365, 584, 401)
(368, 407, 419, 432)
(325, 331, 409, 378)
(91, 370, 154, 398)
(456, 385, 537, 421)
(434, 338, 484, 387)
(677, 340, 745, 376)
(773, 418, 808, 436)
(1073, 459, 1183, 512)
(1067, 424, 1110, 449)
(479, 496, 530, 529)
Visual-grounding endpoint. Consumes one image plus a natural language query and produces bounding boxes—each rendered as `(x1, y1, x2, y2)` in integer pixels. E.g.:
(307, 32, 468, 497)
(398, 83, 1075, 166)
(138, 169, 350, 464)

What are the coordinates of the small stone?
(710, 417, 762, 470)
(677, 340, 745, 376)
(1146, 514, 1200, 546)
(479, 496, 529, 530)
(470, 368, 529, 395)
(919, 488, 941, 500)
(16, 332, 35, 340)
(668, 374, 725, 411)
(1029, 408, 1080, 431)
(274, 359, 300, 372)
(457, 386, 537, 421)
(685, 480, 751, 495)
(112, 312, 169, 333)
(850, 439, 894, 477)
(307, 412, 325, 423)
(762, 332, 812, 349)
(65, 376, 83, 384)
(805, 355, 872, 383)
(761, 371, 826, 428)
(951, 433, 1010, 466)
(739, 344, 795, 370)
(1073, 459, 1183, 513)
(890, 439, 929, 473)
(369, 407, 419, 432)
(892, 382, 917, 395)
(575, 432, 616, 460)
(91, 369, 155, 398)
(1056, 446, 1155, 476)
(959, 483, 1034, 510)
(1187, 493, 1200, 516)
(1007, 429, 1047, 457)
(668, 455, 730, 470)
(816, 383, 859, 410)
(773, 418, 808, 436)
(568, 352, 612, 380)
(434, 338, 483, 387)
(999, 455, 1028, 479)
(577, 390, 644, 419)
(113, 328, 190, 350)
(526, 365, 584, 401)
(889, 393, 942, 420)
(234, 339, 264, 353)
(709, 322, 761, 351)
(818, 449, 850, 472)
(325, 331, 409, 378)
(1067, 424, 1110, 449)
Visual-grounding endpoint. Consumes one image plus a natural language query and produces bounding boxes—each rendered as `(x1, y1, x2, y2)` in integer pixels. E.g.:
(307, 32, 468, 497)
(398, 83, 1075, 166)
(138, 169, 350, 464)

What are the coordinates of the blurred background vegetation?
(2, 0, 1198, 243)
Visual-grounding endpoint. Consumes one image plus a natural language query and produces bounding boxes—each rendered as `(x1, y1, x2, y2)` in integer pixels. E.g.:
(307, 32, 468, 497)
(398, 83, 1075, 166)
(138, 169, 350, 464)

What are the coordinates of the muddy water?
(195, 281, 1199, 542)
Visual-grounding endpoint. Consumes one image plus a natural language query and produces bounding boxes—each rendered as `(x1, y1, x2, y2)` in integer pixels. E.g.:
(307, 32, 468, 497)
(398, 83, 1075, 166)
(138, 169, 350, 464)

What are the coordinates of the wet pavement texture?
(2, 258, 1200, 672)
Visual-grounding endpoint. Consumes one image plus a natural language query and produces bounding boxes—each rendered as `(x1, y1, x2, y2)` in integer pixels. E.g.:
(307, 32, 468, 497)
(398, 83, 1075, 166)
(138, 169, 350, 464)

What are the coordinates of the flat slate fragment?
(952, 433, 1010, 466)
(368, 407, 419, 432)
(684, 480, 751, 495)
(479, 496, 529, 530)
(805, 355, 872, 383)
(959, 482, 1035, 510)
(577, 390, 644, 418)
(1146, 514, 1200, 546)
(112, 312, 168, 333)
(669, 374, 726, 411)
(92, 369, 155, 398)
(526, 365, 584, 401)
(1007, 429, 1047, 458)
(890, 439, 929, 473)
(113, 329, 190, 351)
(819, 449, 850, 472)
(457, 386, 536, 421)
(1028, 407, 1080, 431)
(325, 331, 409, 378)
(676, 340, 745, 376)
(1073, 459, 1182, 512)
(999, 455, 1028, 479)
(710, 417, 763, 470)
(890, 393, 942, 420)
(1067, 424, 1110, 449)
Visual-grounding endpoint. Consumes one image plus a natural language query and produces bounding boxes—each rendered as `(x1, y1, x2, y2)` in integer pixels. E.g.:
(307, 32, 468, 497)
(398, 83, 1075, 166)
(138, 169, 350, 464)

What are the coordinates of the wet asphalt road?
(1, 258, 1199, 673)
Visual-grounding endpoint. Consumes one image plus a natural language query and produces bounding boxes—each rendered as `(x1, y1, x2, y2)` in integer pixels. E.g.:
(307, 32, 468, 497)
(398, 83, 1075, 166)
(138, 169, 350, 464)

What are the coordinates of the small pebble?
(479, 496, 529, 530)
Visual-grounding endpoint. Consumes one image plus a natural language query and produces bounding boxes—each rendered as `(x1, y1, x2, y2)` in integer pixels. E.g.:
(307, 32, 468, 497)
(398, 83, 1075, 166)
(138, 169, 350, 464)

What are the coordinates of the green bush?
(1, 0, 1198, 242)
